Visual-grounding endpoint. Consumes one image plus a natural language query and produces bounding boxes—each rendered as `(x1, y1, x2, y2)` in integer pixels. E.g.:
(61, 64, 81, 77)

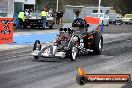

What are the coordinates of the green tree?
(102, 0, 132, 15)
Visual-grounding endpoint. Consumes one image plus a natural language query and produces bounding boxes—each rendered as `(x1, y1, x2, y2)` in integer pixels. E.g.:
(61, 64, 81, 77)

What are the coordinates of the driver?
(72, 18, 88, 29)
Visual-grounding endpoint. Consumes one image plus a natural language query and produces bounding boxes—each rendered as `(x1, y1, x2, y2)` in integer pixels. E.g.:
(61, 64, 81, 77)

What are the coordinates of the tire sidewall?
(92, 32, 103, 55)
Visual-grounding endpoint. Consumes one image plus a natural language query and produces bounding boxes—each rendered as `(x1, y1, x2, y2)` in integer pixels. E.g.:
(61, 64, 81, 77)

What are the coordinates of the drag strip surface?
(0, 34, 132, 88)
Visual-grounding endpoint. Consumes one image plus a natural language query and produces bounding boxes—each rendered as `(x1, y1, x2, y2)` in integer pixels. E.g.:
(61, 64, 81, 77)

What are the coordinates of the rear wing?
(84, 16, 100, 25)
(84, 16, 101, 32)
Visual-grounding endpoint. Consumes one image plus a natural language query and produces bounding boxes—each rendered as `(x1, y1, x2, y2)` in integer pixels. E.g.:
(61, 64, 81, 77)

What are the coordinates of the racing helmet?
(59, 28, 73, 34)
(72, 18, 87, 28)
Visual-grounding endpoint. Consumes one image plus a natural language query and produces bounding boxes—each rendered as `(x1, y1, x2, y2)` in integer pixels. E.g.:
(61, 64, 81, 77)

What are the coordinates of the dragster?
(31, 17, 103, 61)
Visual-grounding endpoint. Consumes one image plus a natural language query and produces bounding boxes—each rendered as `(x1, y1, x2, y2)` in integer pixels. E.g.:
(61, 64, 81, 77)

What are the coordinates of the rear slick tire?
(92, 32, 103, 55)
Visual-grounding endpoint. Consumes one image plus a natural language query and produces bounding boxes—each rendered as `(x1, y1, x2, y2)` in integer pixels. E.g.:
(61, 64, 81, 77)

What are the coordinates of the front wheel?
(33, 40, 41, 51)
(33, 40, 41, 60)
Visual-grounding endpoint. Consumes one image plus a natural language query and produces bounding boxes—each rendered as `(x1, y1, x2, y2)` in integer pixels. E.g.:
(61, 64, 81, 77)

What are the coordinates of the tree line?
(102, 0, 132, 15)
(36, 0, 132, 15)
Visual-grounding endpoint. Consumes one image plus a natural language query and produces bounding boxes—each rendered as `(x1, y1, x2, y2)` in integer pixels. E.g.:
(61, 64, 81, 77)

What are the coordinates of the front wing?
(31, 45, 66, 58)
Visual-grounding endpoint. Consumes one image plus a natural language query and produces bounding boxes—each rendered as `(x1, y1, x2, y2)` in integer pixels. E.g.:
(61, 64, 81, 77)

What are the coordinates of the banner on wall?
(0, 18, 14, 44)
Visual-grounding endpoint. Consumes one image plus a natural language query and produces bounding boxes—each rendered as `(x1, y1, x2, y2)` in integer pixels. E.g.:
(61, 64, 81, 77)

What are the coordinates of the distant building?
(85, 6, 111, 16)
(0, 0, 35, 17)
(14, 0, 36, 15)
(63, 5, 112, 22)
(0, 0, 12, 17)
(63, 5, 84, 22)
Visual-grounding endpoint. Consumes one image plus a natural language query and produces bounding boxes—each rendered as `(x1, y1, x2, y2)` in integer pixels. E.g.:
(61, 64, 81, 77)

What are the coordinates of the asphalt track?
(0, 24, 132, 88)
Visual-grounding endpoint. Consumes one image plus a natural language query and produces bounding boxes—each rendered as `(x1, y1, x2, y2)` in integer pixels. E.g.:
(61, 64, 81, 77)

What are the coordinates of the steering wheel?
(72, 18, 87, 28)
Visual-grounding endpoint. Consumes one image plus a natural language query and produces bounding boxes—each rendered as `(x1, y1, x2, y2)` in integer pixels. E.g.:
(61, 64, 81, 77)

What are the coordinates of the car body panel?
(122, 14, 132, 24)
(91, 13, 109, 25)
(109, 13, 123, 25)
(24, 12, 55, 28)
